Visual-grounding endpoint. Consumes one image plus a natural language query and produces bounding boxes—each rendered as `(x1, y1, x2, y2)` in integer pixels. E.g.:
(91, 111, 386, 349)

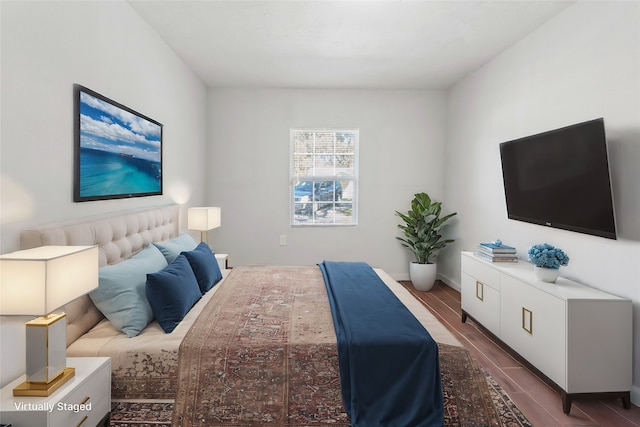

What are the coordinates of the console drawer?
(461, 254, 501, 291)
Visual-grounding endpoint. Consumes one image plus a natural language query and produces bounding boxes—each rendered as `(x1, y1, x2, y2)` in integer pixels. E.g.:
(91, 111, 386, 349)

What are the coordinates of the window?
(290, 129, 358, 226)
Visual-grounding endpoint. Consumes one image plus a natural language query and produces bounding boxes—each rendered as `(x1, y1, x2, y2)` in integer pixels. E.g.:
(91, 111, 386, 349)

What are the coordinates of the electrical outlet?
(279, 235, 287, 246)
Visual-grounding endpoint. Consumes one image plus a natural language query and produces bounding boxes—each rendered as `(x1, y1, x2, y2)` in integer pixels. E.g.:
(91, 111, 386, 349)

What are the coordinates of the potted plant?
(528, 243, 570, 283)
(395, 192, 457, 291)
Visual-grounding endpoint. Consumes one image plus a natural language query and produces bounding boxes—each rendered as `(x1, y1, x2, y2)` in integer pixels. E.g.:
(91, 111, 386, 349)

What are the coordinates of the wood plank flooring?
(400, 280, 640, 427)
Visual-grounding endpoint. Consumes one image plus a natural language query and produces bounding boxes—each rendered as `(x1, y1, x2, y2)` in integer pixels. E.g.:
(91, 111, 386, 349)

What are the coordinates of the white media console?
(460, 251, 632, 414)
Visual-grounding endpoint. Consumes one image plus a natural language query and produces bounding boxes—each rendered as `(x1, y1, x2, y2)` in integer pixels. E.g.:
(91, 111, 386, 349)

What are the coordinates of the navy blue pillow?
(182, 242, 223, 294)
(146, 254, 202, 333)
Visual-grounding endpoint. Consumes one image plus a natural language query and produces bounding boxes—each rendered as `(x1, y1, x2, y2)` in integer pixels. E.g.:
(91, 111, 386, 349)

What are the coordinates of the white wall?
(207, 88, 448, 277)
(0, 1, 208, 387)
(442, 1, 640, 402)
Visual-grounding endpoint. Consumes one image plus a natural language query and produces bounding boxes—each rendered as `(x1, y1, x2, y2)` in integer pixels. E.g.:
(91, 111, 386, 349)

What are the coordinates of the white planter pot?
(534, 266, 560, 283)
(410, 262, 437, 291)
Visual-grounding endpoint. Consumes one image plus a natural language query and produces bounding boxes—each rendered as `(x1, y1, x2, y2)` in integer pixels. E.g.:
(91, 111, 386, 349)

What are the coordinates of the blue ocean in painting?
(79, 147, 161, 197)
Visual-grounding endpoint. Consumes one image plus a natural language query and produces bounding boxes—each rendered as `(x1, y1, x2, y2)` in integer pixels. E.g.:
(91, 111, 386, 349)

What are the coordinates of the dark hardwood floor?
(400, 280, 640, 427)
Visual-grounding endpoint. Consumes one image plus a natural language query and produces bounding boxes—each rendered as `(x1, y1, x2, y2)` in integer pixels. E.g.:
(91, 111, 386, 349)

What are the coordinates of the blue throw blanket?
(319, 261, 444, 427)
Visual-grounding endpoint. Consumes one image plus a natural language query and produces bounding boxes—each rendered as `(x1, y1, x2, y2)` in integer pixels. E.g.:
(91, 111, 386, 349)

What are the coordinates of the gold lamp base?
(199, 231, 210, 246)
(13, 367, 75, 397)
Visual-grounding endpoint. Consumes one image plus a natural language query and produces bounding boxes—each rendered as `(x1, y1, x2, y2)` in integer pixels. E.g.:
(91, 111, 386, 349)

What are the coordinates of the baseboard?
(391, 272, 461, 291)
(631, 385, 640, 407)
(437, 273, 461, 292)
(390, 272, 410, 282)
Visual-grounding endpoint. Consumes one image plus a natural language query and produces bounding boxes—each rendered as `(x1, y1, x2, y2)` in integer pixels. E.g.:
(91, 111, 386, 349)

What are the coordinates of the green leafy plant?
(395, 192, 457, 264)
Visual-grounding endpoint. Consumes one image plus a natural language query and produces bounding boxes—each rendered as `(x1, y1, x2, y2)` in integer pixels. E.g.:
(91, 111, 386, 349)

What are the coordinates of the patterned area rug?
(110, 400, 173, 426)
(439, 344, 532, 427)
(110, 366, 531, 427)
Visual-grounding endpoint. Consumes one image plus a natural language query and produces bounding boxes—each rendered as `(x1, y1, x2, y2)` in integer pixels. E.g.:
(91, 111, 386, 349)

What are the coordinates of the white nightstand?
(0, 357, 111, 427)
(215, 253, 229, 271)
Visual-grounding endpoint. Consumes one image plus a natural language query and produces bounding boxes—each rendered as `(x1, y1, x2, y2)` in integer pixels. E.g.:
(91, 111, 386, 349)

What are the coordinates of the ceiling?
(128, 0, 574, 90)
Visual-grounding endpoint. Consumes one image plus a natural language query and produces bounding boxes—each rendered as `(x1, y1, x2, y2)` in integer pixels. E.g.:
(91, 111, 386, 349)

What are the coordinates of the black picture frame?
(74, 85, 163, 202)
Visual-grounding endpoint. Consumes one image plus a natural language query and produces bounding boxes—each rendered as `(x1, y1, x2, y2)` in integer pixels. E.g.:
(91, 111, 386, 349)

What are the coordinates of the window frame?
(290, 128, 359, 227)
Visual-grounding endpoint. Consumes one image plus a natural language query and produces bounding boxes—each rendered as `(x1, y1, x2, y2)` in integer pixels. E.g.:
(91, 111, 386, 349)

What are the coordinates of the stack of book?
(476, 242, 518, 263)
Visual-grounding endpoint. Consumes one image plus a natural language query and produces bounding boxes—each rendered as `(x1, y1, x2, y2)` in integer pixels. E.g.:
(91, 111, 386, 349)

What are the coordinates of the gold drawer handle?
(475, 281, 484, 301)
(522, 307, 533, 334)
(70, 396, 90, 426)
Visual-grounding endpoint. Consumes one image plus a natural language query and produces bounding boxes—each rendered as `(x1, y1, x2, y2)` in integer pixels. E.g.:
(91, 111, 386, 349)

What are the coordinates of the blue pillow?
(89, 245, 168, 337)
(182, 242, 223, 294)
(146, 254, 202, 333)
(153, 233, 198, 263)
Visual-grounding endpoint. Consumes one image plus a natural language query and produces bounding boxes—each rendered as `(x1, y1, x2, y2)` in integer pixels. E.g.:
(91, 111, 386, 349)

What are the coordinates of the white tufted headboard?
(20, 204, 180, 346)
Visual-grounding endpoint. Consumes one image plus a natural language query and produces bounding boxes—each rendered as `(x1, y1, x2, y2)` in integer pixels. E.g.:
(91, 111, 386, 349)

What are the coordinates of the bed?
(21, 204, 503, 427)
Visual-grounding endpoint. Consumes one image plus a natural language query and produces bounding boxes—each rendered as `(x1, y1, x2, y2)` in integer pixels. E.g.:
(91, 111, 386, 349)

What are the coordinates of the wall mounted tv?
(499, 118, 616, 239)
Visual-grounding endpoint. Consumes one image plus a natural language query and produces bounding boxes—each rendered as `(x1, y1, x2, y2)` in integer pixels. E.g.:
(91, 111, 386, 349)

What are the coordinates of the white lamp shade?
(188, 207, 221, 231)
(0, 246, 99, 316)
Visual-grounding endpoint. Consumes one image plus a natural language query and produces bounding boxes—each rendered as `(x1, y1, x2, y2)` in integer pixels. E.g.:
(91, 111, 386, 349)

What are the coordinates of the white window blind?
(290, 129, 358, 226)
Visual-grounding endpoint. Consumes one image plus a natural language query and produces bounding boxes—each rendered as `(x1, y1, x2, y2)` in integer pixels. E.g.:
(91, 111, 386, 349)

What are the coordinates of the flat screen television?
(499, 118, 616, 239)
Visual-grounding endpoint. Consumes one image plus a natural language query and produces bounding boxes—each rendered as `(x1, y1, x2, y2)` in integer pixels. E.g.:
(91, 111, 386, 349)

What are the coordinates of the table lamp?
(188, 207, 221, 246)
(0, 245, 99, 396)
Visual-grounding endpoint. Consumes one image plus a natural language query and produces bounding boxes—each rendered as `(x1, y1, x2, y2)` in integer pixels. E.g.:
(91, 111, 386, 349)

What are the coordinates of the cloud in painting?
(81, 91, 161, 139)
(79, 91, 161, 162)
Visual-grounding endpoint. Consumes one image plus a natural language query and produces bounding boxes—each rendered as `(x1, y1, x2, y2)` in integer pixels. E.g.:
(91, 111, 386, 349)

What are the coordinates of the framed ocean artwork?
(74, 85, 163, 202)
